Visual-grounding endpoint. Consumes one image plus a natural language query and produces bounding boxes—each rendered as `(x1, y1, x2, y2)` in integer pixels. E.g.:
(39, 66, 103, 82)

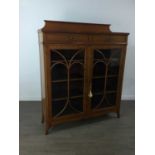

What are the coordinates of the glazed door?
(89, 47, 122, 111)
(49, 46, 86, 119)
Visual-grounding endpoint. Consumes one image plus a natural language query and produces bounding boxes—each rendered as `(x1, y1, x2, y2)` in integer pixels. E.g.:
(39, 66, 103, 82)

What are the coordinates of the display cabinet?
(38, 20, 129, 134)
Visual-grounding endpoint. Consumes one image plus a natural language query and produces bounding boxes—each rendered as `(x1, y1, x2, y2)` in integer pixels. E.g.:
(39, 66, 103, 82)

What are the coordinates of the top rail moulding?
(41, 20, 112, 34)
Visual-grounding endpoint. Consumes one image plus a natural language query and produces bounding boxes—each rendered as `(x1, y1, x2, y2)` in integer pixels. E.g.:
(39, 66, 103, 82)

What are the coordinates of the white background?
(19, 0, 135, 101)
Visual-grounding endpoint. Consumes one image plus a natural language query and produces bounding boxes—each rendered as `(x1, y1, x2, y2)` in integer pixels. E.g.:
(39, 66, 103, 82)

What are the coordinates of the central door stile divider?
(85, 47, 93, 115)
(83, 47, 88, 117)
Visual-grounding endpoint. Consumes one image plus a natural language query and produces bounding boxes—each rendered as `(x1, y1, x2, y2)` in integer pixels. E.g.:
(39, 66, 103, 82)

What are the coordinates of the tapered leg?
(117, 111, 120, 118)
(45, 128, 48, 135)
(45, 123, 49, 135)
(41, 113, 44, 123)
(41, 99, 44, 123)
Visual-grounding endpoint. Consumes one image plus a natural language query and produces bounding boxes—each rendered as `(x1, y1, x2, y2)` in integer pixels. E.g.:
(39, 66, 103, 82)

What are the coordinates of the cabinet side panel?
(38, 31, 46, 125)
(38, 31, 46, 99)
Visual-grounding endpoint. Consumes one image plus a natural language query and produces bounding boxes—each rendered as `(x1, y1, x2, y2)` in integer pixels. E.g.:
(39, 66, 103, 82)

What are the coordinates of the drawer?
(44, 33, 88, 43)
(44, 33, 127, 44)
(92, 35, 111, 42)
(110, 35, 127, 42)
(91, 34, 127, 43)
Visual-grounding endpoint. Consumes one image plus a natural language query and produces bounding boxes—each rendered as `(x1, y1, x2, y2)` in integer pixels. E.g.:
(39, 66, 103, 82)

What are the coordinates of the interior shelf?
(94, 58, 119, 62)
(51, 59, 84, 63)
(93, 75, 118, 79)
(93, 91, 116, 96)
(52, 95, 83, 102)
(52, 91, 116, 102)
(52, 78, 83, 83)
(52, 75, 118, 83)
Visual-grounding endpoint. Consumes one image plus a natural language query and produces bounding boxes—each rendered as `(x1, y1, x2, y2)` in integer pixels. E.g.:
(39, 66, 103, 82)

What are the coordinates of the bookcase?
(38, 20, 129, 134)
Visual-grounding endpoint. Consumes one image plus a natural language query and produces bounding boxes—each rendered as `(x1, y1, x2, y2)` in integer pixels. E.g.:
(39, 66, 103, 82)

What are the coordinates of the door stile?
(85, 47, 93, 115)
(88, 46, 123, 114)
(115, 45, 127, 117)
(47, 45, 86, 120)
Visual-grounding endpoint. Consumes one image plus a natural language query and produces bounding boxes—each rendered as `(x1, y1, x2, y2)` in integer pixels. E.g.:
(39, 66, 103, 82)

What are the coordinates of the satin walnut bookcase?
(38, 20, 129, 134)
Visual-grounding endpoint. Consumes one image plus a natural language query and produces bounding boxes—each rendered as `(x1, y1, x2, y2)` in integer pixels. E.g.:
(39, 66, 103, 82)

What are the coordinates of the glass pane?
(69, 98, 83, 113)
(93, 62, 106, 76)
(70, 63, 84, 79)
(91, 95, 102, 109)
(51, 49, 84, 61)
(52, 82, 67, 98)
(92, 78, 105, 93)
(52, 100, 67, 116)
(91, 48, 121, 110)
(70, 80, 84, 96)
(94, 49, 111, 59)
(52, 98, 83, 117)
(110, 48, 121, 59)
(50, 48, 85, 117)
(106, 93, 117, 106)
(108, 61, 119, 75)
(106, 77, 118, 91)
(51, 63, 67, 80)
(94, 48, 121, 61)
(91, 93, 117, 109)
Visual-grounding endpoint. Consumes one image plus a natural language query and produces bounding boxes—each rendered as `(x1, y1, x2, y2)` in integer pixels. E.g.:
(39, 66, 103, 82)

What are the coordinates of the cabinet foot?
(45, 129, 48, 135)
(117, 112, 120, 118)
(45, 123, 53, 135)
(41, 114, 44, 123)
(45, 125, 49, 135)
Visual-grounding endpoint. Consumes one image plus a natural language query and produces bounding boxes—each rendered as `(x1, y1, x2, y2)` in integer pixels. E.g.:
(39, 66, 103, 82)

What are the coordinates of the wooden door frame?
(87, 44, 126, 116)
(45, 44, 88, 124)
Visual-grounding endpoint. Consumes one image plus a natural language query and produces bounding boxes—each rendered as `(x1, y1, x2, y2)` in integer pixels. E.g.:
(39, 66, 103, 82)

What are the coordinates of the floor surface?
(20, 101, 135, 155)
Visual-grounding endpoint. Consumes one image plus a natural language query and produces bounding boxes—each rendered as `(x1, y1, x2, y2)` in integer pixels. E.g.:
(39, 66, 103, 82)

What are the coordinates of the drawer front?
(92, 35, 110, 43)
(91, 35, 127, 43)
(44, 33, 127, 44)
(44, 33, 88, 43)
(110, 35, 127, 42)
